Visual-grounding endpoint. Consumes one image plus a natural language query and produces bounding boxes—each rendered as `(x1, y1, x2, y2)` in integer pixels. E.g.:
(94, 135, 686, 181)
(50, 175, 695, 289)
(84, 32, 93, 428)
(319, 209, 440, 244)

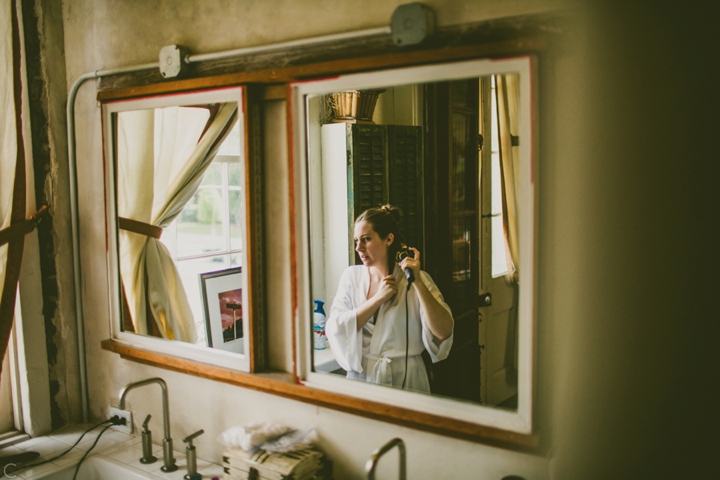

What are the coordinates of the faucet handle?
(183, 430, 204, 478)
(139, 414, 158, 465)
(183, 429, 204, 446)
(142, 414, 152, 432)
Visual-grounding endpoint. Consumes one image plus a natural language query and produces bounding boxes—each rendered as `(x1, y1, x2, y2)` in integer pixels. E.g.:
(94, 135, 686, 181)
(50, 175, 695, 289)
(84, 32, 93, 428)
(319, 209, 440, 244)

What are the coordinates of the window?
(160, 121, 245, 344)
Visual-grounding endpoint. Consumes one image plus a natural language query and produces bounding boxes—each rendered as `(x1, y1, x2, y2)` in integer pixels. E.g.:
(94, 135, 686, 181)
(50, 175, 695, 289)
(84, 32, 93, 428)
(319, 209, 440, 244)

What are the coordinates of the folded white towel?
(219, 422, 292, 451)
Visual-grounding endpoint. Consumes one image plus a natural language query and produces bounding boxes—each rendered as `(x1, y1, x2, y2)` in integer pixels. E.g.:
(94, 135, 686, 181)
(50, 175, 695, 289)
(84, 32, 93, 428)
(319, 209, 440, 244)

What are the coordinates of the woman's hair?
(355, 205, 404, 272)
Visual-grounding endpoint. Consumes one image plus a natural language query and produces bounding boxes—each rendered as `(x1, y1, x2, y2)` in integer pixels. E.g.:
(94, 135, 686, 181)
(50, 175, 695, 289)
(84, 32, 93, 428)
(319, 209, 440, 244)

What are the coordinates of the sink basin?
(27, 456, 154, 479)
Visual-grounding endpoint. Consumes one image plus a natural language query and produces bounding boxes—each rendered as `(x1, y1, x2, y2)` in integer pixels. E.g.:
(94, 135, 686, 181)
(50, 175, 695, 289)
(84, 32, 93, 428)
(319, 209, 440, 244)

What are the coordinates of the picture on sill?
(219, 288, 243, 342)
(200, 266, 244, 353)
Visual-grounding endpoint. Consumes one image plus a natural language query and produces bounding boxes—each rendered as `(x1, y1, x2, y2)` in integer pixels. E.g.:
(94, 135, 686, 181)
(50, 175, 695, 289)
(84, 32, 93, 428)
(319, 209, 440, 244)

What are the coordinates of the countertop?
(0, 424, 224, 479)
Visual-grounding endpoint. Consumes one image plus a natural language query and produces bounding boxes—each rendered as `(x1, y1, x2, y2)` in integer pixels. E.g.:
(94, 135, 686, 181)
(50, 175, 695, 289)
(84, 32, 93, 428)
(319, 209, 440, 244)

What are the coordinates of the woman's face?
(354, 221, 392, 269)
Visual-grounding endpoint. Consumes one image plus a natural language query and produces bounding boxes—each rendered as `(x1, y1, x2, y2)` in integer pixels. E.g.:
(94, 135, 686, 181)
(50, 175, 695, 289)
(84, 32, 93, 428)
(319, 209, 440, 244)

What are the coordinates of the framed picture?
(199, 266, 245, 354)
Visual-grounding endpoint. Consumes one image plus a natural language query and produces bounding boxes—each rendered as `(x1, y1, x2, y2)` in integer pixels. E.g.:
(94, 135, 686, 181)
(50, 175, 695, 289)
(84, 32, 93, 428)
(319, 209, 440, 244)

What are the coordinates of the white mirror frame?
(291, 57, 536, 434)
(103, 87, 253, 373)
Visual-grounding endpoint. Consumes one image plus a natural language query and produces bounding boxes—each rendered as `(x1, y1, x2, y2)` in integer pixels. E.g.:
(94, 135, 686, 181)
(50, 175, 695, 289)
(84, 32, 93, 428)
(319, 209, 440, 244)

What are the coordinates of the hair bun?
(379, 204, 402, 222)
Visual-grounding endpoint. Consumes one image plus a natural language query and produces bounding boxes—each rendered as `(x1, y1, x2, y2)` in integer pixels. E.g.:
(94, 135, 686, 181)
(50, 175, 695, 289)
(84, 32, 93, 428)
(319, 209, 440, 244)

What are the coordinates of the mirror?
(103, 87, 259, 373)
(292, 57, 535, 432)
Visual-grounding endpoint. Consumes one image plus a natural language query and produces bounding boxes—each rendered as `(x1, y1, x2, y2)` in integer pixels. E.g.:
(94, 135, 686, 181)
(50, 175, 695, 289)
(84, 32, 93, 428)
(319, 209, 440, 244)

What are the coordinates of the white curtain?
(117, 103, 237, 341)
(0, 0, 17, 301)
(496, 74, 521, 282)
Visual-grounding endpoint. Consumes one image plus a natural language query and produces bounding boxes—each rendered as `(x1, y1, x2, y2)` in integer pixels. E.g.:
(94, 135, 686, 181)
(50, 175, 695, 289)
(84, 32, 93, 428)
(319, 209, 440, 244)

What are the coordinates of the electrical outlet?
(108, 406, 133, 434)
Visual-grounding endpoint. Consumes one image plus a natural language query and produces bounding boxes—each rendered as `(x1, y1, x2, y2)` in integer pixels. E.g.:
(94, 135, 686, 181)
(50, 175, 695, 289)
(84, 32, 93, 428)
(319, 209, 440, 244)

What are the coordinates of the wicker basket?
(329, 90, 359, 122)
(328, 89, 386, 123)
(356, 89, 385, 122)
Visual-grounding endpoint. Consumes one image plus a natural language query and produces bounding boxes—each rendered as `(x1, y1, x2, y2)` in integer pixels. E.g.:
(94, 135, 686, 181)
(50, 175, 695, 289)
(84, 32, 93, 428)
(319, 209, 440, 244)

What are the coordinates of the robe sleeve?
(417, 271, 454, 363)
(325, 268, 364, 374)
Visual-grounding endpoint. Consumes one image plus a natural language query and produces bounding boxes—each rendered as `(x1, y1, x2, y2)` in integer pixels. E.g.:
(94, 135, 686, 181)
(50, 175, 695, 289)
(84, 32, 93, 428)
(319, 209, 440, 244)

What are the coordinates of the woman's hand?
(401, 247, 454, 340)
(374, 275, 397, 304)
(355, 275, 397, 330)
(400, 247, 422, 282)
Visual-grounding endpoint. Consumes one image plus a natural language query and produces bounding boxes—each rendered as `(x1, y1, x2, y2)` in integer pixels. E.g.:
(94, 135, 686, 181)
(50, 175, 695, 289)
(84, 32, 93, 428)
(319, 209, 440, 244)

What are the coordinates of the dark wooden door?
(423, 79, 481, 401)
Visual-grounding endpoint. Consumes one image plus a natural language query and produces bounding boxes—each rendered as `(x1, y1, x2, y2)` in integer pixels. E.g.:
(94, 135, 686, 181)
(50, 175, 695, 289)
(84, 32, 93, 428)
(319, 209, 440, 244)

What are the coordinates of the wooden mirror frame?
(102, 86, 266, 373)
(99, 19, 552, 450)
(290, 54, 537, 439)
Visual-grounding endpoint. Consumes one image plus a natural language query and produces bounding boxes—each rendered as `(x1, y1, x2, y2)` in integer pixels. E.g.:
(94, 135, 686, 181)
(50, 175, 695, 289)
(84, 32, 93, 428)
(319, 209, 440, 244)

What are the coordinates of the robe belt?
(363, 353, 393, 385)
(118, 217, 163, 239)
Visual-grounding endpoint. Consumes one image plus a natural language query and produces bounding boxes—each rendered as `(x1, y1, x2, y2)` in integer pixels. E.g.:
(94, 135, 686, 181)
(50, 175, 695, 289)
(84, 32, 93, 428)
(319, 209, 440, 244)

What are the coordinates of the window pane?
(176, 164, 224, 257)
(491, 216, 509, 277)
(228, 163, 243, 252)
(491, 152, 503, 215)
(217, 120, 241, 156)
(491, 85, 509, 277)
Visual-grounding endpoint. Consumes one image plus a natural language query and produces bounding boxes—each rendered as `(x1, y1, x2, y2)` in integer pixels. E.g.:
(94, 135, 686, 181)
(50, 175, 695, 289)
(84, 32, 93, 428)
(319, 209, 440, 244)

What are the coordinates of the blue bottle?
(313, 300, 327, 350)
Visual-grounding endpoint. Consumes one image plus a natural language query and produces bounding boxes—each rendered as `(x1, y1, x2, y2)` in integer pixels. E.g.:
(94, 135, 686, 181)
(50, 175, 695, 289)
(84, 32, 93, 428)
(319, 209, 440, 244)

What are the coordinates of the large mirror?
(292, 57, 535, 433)
(103, 87, 260, 372)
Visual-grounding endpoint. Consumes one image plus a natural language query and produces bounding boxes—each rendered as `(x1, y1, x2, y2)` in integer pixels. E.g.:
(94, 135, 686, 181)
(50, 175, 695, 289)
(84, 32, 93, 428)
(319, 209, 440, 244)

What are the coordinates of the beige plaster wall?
(50, 0, 717, 479)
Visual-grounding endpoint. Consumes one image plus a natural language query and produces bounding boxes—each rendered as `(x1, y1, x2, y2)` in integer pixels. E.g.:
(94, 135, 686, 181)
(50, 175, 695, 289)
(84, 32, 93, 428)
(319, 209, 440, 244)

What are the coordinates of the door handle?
(478, 292, 492, 306)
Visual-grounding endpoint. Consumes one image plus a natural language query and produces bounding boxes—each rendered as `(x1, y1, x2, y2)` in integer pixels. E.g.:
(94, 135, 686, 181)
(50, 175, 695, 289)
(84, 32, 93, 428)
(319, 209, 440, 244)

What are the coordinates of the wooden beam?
(97, 37, 547, 102)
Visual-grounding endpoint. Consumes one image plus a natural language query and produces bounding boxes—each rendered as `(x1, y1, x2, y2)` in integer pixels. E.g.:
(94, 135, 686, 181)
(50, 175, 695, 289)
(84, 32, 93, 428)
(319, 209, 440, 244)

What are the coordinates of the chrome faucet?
(365, 437, 406, 480)
(119, 377, 177, 472)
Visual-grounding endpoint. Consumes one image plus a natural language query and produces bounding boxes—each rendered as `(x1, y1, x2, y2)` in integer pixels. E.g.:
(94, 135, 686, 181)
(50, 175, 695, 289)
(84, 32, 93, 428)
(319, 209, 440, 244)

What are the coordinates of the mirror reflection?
(307, 72, 522, 409)
(112, 96, 250, 357)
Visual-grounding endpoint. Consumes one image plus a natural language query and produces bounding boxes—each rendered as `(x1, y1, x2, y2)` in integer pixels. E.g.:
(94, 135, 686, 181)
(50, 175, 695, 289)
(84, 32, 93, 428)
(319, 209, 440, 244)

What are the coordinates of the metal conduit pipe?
(66, 26, 393, 423)
(186, 26, 391, 64)
(67, 64, 159, 422)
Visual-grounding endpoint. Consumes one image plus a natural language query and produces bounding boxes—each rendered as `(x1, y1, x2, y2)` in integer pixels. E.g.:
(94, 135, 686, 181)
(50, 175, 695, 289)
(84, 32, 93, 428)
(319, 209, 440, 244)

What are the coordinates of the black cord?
(401, 289, 409, 389)
(5, 420, 113, 476)
(73, 423, 114, 480)
(397, 248, 415, 390)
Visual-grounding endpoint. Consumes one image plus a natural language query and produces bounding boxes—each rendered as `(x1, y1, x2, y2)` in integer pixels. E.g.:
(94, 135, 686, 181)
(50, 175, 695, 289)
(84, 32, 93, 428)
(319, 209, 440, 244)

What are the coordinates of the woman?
(325, 205, 454, 393)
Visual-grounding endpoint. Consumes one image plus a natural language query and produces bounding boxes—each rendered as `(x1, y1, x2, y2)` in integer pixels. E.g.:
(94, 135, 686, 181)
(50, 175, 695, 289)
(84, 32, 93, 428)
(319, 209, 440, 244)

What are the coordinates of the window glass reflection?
(228, 163, 243, 252)
(156, 123, 245, 343)
(176, 163, 224, 257)
(490, 76, 509, 278)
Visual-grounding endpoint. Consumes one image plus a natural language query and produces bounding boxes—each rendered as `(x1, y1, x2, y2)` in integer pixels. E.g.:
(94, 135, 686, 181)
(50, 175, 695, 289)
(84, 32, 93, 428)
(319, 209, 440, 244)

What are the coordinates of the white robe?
(325, 265, 453, 393)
